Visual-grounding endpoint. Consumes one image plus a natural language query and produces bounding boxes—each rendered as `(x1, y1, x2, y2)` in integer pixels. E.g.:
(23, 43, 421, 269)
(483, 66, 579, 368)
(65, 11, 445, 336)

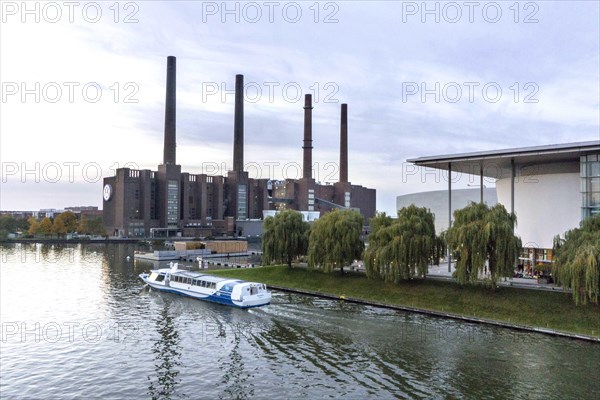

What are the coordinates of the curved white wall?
(496, 173, 580, 249)
(397, 188, 497, 234)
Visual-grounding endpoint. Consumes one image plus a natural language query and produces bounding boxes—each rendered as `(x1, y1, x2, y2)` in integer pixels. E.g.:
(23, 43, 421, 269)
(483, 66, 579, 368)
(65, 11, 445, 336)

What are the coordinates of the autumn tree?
(552, 214, 600, 305)
(261, 210, 309, 268)
(28, 217, 40, 236)
(307, 209, 364, 275)
(54, 211, 78, 233)
(446, 203, 521, 288)
(52, 218, 67, 237)
(364, 206, 443, 282)
(39, 217, 53, 236)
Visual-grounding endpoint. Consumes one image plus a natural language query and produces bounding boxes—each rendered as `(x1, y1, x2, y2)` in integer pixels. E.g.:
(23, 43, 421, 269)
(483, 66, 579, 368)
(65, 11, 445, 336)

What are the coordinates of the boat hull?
(140, 273, 271, 309)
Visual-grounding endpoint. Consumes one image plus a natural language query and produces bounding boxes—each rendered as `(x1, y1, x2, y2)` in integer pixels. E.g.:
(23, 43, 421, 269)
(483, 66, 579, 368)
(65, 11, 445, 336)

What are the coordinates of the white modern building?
(397, 188, 497, 234)
(407, 141, 600, 270)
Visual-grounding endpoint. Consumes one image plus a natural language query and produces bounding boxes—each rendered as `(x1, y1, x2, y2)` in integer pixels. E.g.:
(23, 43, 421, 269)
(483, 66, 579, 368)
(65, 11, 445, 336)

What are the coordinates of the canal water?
(1, 243, 599, 399)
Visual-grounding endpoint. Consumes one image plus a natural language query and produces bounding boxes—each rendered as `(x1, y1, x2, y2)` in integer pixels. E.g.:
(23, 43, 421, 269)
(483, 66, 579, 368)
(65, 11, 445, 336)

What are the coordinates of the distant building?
(65, 206, 102, 220)
(396, 188, 497, 234)
(0, 210, 35, 219)
(102, 57, 376, 238)
(34, 209, 60, 219)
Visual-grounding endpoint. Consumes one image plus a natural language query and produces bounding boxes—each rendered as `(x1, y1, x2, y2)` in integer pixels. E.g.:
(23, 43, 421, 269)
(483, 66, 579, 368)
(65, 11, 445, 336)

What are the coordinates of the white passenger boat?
(139, 263, 271, 308)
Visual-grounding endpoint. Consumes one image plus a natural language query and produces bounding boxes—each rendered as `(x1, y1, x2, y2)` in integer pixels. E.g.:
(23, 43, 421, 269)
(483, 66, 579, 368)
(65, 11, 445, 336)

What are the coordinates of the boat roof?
(152, 268, 244, 284)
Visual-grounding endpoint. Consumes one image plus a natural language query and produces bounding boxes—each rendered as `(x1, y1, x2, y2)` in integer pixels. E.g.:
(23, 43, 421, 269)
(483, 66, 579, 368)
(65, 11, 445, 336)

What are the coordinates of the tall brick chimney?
(163, 56, 176, 165)
(233, 74, 244, 172)
(339, 103, 348, 183)
(302, 94, 313, 180)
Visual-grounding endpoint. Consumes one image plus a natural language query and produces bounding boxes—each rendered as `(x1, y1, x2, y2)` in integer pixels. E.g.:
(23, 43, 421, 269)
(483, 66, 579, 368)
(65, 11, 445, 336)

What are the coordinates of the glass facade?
(581, 154, 600, 219)
(237, 184, 247, 220)
(127, 221, 145, 237)
(167, 180, 179, 226)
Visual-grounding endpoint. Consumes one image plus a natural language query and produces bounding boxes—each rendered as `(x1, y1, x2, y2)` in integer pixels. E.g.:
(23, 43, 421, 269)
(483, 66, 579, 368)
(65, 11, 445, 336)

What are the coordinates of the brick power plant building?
(102, 56, 376, 237)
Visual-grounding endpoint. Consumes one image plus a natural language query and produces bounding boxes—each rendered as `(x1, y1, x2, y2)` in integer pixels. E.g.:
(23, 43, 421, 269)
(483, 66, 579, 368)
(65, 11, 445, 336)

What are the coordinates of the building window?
(308, 189, 314, 211)
(167, 180, 179, 226)
(581, 154, 600, 219)
(237, 184, 247, 220)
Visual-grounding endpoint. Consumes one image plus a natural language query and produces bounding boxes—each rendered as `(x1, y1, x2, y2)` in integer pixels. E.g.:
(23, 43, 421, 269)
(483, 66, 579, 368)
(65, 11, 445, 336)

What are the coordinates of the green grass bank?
(211, 265, 600, 338)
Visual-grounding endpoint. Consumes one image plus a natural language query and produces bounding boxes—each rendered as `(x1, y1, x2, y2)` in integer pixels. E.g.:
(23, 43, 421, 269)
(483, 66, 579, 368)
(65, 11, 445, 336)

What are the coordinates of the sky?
(1, 0, 599, 215)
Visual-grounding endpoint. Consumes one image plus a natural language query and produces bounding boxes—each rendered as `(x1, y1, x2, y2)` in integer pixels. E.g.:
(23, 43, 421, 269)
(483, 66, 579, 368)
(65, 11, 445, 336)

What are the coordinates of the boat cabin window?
(156, 274, 165, 282)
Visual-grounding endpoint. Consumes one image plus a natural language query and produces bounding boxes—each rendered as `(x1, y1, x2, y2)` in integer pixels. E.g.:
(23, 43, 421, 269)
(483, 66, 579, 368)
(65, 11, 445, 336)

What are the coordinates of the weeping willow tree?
(307, 209, 364, 275)
(364, 206, 443, 283)
(446, 202, 521, 288)
(261, 210, 310, 268)
(552, 214, 600, 305)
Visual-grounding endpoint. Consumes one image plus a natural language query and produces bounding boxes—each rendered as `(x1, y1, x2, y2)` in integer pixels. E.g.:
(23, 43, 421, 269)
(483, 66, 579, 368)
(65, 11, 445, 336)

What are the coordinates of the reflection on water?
(148, 301, 183, 400)
(218, 330, 253, 400)
(1, 243, 599, 400)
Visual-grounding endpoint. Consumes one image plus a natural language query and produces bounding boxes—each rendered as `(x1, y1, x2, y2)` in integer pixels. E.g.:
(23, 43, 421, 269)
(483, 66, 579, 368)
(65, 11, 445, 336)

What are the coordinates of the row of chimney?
(163, 56, 350, 184)
(302, 94, 349, 183)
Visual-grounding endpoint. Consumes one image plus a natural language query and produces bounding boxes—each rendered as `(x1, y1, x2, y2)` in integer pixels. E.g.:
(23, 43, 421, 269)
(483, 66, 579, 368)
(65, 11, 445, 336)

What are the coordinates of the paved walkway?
(349, 261, 569, 292)
(427, 262, 568, 292)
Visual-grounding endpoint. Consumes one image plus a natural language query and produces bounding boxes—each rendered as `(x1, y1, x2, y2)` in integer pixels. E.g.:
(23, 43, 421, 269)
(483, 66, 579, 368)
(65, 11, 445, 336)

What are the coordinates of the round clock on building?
(103, 184, 113, 201)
